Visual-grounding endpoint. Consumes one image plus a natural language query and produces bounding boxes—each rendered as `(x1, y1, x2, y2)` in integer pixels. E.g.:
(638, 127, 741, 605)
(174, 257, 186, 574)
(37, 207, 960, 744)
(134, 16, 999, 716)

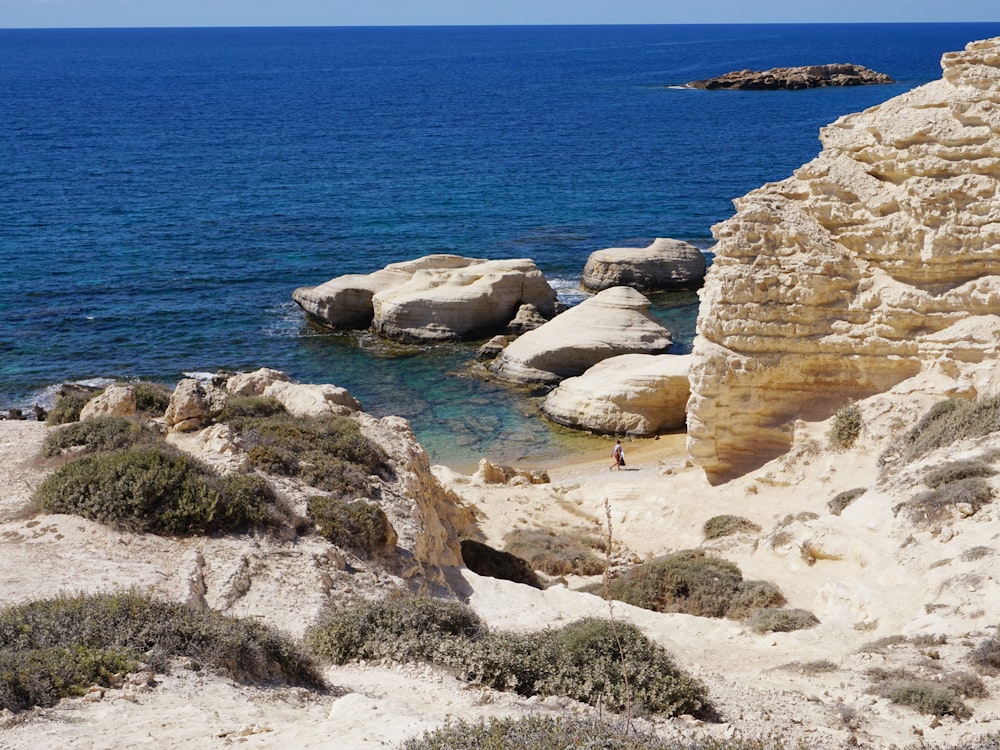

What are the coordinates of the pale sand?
(2, 416, 1000, 749)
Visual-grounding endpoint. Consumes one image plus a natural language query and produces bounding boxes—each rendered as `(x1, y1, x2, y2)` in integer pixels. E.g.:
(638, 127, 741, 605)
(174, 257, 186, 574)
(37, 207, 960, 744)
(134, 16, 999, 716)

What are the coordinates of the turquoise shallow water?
(3, 23, 999, 466)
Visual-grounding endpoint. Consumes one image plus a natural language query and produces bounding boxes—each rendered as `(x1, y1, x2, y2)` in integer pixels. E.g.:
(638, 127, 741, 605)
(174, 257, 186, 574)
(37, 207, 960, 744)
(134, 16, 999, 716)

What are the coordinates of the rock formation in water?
(580, 237, 707, 293)
(687, 37, 1000, 481)
(489, 286, 673, 386)
(688, 63, 894, 90)
(293, 255, 558, 343)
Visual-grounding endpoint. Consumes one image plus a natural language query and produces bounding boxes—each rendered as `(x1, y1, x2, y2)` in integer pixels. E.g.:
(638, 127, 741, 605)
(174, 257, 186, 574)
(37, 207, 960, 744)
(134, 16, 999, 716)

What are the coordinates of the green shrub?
(307, 598, 710, 718)
(925, 460, 998, 489)
(218, 395, 287, 421)
(131, 382, 172, 416)
(895, 396, 1000, 464)
(307, 597, 484, 665)
(970, 630, 1000, 674)
(46, 391, 95, 425)
(0, 591, 323, 711)
(828, 402, 862, 449)
(226, 413, 388, 497)
(598, 550, 744, 618)
(703, 514, 761, 540)
(307, 495, 395, 553)
(502, 528, 606, 576)
(901, 477, 993, 524)
(32, 446, 277, 534)
(885, 682, 971, 718)
(460, 539, 542, 589)
(746, 608, 819, 634)
(828, 488, 866, 516)
(42, 416, 153, 457)
(726, 581, 787, 620)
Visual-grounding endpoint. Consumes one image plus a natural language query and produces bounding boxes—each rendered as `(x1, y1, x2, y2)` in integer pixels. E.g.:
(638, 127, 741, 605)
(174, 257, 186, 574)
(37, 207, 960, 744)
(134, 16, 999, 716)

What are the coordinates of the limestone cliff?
(688, 37, 1000, 482)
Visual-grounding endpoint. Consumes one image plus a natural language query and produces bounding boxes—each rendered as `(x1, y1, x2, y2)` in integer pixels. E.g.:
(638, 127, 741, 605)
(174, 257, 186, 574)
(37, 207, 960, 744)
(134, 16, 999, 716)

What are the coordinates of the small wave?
(181, 371, 217, 383)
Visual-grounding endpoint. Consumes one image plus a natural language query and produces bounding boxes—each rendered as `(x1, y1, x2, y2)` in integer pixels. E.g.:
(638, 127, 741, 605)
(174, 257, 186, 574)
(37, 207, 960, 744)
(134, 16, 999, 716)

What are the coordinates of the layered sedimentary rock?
(580, 237, 707, 293)
(293, 255, 558, 343)
(688, 37, 1000, 481)
(688, 63, 894, 90)
(542, 353, 690, 435)
(490, 286, 673, 385)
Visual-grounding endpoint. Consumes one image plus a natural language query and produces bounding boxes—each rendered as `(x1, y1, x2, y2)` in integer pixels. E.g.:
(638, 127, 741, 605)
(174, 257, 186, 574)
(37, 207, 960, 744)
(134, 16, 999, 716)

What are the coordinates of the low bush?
(46, 391, 94, 425)
(828, 488, 865, 516)
(746, 608, 819, 634)
(970, 629, 1000, 674)
(460, 539, 542, 589)
(131, 382, 172, 416)
(925, 460, 998, 489)
(894, 396, 1000, 464)
(32, 445, 278, 534)
(866, 666, 983, 718)
(901, 477, 993, 524)
(401, 717, 802, 750)
(726, 581, 787, 620)
(0, 591, 323, 711)
(828, 402, 862, 449)
(217, 395, 287, 421)
(226, 413, 388, 497)
(307, 597, 711, 718)
(42, 416, 153, 457)
(502, 528, 606, 577)
(703, 514, 761, 540)
(307, 495, 395, 553)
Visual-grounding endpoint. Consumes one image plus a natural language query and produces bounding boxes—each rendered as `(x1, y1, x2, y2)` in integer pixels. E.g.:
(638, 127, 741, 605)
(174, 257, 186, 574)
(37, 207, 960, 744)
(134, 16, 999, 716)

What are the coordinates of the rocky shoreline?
(687, 62, 894, 90)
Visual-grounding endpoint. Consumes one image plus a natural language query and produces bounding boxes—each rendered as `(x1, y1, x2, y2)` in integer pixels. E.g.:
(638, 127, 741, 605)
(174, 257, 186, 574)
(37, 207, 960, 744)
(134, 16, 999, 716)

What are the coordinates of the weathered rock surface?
(164, 378, 227, 432)
(262, 380, 362, 418)
(542, 353, 690, 435)
(687, 37, 1000, 481)
(223, 367, 291, 396)
(489, 286, 673, 385)
(688, 63, 894, 90)
(580, 238, 706, 293)
(79, 384, 138, 421)
(293, 255, 558, 343)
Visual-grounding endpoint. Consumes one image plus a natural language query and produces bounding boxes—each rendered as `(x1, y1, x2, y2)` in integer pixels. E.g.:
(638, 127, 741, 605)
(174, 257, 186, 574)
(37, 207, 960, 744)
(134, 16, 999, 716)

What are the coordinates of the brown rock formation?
(688, 63, 894, 90)
(687, 37, 1000, 482)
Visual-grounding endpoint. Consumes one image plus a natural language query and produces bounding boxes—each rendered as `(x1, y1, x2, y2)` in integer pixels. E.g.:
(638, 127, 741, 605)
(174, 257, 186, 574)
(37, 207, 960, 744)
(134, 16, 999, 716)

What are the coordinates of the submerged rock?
(688, 63, 894, 90)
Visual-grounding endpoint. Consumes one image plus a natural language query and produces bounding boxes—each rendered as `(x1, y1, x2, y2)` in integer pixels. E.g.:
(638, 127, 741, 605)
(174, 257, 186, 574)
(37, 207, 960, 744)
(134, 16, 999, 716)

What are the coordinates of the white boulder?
(581, 237, 707, 293)
(262, 381, 362, 418)
(79, 384, 138, 421)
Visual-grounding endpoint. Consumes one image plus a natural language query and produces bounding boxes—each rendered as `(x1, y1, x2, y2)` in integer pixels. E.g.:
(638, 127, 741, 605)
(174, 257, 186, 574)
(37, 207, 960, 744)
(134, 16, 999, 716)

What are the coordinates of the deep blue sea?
(3, 23, 999, 467)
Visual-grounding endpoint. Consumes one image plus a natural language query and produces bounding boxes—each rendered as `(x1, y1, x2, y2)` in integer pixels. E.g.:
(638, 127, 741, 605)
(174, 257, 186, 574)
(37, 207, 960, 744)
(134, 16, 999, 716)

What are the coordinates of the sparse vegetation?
(131, 381, 172, 416)
(502, 527, 606, 576)
(962, 546, 991, 562)
(703, 514, 761, 540)
(0, 591, 323, 712)
(307, 597, 710, 718)
(42, 416, 154, 457)
(746, 608, 819, 634)
(460, 539, 542, 589)
(217, 395, 287, 421)
(307, 495, 395, 553)
(900, 477, 993, 524)
(780, 659, 837, 675)
(828, 401, 862, 449)
(866, 666, 985, 718)
(893, 396, 1000, 464)
(970, 629, 1000, 675)
(45, 391, 95, 425)
(725, 581, 787, 620)
(225, 413, 389, 497)
(32, 445, 280, 534)
(828, 488, 865, 516)
(925, 460, 998, 489)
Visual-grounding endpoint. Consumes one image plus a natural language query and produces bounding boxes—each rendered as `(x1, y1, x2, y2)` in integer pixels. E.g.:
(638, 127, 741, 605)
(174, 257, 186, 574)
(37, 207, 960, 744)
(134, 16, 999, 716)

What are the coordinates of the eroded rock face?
(262, 381, 362, 418)
(490, 286, 673, 385)
(80, 384, 137, 421)
(542, 353, 690, 436)
(687, 37, 1000, 481)
(293, 255, 558, 343)
(165, 379, 227, 432)
(581, 238, 706, 293)
(688, 63, 894, 90)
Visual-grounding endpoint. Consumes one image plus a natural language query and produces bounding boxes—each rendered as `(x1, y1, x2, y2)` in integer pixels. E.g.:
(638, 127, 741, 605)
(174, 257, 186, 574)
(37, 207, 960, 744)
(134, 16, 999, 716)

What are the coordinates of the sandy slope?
(2, 410, 1000, 749)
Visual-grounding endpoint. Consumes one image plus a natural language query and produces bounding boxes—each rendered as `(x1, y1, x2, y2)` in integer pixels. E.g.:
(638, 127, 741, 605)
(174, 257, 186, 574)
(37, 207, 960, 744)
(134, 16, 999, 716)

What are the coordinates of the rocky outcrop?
(490, 286, 673, 385)
(293, 255, 559, 343)
(581, 238, 706, 293)
(542, 353, 690, 436)
(687, 37, 1000, 481)
(262, 380, 362, 418)
(79, 384, 138, 421)
(688, 63, 894, 90)
(164, 378, 227, 432)
(223, 367, 290, 396)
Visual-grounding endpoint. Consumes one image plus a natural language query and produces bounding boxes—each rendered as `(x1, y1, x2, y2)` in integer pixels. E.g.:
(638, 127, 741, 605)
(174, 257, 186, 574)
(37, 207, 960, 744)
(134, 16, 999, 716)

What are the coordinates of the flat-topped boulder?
(489, 286, 673, 386)
(293, 255, 558, 343)
(542, 353, 690, 435)
(581, 237, 706, 293)
(688, 63, 894, 90)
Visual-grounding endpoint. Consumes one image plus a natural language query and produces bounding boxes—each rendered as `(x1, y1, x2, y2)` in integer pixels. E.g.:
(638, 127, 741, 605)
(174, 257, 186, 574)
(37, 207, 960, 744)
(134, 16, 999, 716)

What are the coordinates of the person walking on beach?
(610, 440, 624, 470)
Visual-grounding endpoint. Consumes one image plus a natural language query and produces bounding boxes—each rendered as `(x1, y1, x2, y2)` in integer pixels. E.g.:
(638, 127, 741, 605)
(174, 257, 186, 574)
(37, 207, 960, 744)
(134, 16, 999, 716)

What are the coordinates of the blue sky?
(0, 0, 997, 28)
